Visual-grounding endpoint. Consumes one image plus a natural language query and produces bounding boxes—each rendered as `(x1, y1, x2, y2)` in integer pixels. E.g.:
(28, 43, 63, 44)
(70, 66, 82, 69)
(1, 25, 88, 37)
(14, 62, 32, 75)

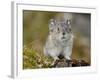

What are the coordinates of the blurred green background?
(23, 10, 91, 69)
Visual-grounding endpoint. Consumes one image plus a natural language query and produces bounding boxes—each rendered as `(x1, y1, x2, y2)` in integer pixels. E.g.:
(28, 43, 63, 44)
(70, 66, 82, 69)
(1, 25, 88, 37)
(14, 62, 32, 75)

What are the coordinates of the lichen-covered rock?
(54, 59, 69, 67)
(53, 59, 89, 68)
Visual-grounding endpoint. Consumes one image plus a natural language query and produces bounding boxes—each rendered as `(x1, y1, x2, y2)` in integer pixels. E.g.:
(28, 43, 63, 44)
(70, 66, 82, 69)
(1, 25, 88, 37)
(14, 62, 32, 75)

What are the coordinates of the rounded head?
(49, 19, 72, 41)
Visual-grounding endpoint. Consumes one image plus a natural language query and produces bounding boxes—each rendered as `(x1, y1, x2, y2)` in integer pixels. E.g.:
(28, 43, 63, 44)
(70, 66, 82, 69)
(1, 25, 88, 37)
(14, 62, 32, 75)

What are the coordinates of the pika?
(44, 19, 74, 65)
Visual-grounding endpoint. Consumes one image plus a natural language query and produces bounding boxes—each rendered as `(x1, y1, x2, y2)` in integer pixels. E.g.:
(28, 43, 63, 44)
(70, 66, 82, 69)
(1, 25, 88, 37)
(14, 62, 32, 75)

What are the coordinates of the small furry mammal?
(44, 19, 74, 65)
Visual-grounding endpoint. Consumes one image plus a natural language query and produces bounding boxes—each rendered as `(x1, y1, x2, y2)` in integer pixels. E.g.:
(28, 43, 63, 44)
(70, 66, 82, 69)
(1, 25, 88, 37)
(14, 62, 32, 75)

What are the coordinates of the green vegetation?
(23, 46, 53, 69)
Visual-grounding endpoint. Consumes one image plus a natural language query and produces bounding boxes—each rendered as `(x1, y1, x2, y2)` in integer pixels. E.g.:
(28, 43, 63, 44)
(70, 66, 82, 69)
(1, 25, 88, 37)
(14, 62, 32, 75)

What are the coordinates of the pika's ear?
(66, 19, 71, 25)
(66, 19, 71, 29)
(49, 19, 56, 31)
(49, 19, 56, 25)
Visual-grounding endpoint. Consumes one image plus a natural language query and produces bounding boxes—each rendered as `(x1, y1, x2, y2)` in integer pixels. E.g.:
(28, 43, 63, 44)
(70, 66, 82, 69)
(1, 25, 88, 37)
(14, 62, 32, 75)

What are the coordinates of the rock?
(55, 60, 69, 67)
(53, 59, 90, 68)
(72, 59, 90, 67)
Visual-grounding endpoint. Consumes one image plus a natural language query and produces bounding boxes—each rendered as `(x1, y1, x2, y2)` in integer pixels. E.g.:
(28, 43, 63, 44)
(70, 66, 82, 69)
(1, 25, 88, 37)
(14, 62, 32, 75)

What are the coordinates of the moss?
(23, 46, 53, 69)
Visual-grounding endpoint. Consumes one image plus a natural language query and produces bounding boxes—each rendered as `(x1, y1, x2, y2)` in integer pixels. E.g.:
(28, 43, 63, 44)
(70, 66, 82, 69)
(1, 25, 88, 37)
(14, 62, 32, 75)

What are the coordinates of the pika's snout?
(62, 32, 65, 35)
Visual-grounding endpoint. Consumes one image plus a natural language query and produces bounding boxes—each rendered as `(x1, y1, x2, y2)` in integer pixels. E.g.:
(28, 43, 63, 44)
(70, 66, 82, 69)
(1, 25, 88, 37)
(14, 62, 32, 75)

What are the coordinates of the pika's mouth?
(61, 36, 66, 39)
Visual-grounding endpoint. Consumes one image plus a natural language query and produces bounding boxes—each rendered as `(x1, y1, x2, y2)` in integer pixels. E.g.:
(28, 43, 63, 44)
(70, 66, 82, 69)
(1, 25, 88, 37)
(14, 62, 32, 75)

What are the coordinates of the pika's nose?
(63, 32, 65, 35)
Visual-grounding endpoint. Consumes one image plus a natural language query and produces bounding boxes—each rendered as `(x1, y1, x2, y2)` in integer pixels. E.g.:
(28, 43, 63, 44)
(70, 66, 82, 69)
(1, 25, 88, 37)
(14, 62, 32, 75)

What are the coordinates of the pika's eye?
(65, 28, 67, 31)
(58, 28, 59, 31)
(69, 28, 71, 32)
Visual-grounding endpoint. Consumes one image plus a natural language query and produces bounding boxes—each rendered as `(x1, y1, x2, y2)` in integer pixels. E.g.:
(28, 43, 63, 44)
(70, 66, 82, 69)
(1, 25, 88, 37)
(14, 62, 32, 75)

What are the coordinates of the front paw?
(51, 59, 59, 67)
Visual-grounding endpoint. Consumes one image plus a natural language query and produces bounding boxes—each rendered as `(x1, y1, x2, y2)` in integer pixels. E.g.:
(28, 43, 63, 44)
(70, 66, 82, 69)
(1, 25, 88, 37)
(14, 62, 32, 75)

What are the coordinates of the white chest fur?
(44, 34, 73, 60)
